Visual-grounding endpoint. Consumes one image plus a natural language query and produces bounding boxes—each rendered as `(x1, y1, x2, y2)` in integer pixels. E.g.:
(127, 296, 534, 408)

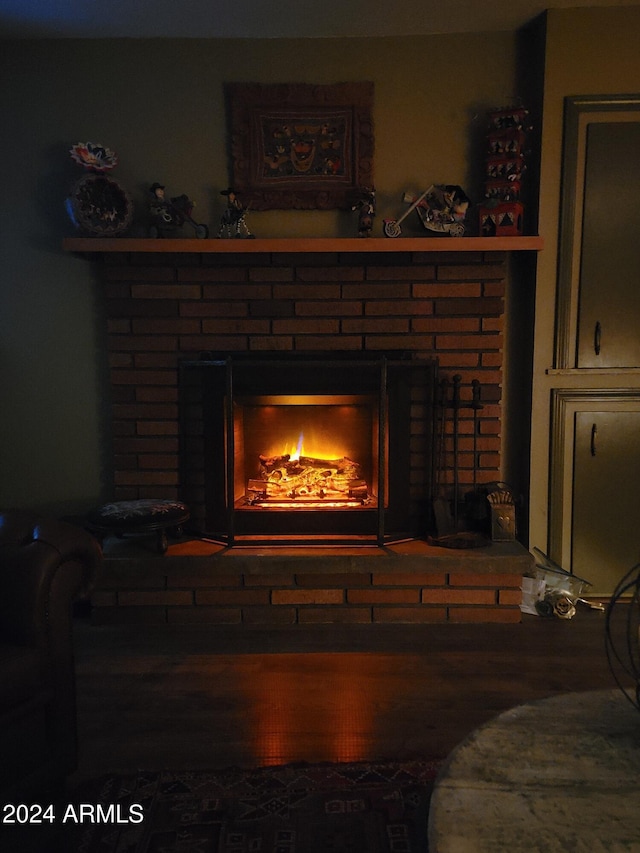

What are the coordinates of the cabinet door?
(572, 410, 640, 594)
(578, 122, 640, 367)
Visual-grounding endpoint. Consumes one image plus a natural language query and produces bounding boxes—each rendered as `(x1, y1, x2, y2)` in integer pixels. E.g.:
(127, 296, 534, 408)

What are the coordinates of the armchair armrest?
(0, 511, 102, 648)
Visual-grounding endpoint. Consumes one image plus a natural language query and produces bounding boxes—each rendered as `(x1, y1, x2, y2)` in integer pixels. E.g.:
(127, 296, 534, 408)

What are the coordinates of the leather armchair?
(0, 511, 101, 800)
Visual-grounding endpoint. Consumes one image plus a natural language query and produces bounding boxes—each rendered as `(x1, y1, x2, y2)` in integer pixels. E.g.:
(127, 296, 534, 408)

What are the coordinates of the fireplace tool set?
(430, 375, 516, 548)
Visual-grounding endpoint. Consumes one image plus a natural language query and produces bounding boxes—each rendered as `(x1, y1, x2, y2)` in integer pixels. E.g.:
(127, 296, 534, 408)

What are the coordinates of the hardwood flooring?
(69, 606, 625, 787)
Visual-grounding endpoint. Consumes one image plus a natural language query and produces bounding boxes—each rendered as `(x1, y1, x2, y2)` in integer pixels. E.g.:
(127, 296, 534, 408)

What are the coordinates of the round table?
(428, 689, 640, 852)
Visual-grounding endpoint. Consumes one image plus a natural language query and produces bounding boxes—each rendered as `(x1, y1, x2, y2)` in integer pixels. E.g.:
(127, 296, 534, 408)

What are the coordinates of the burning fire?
(247, 431, 368, 505)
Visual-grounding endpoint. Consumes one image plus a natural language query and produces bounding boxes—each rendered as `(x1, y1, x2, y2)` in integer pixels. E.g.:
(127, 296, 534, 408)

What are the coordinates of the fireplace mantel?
(63, 236, 543, 255)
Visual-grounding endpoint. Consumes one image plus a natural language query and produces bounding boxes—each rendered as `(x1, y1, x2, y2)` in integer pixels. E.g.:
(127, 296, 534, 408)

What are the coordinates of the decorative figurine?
(383, 185, 469, 238)
(217, 187, 254, 239)
(479, 105, 531, 237)
(351, 187, 376, 237)
(148, 183, 209, 238)
(66, 141, 133, 237)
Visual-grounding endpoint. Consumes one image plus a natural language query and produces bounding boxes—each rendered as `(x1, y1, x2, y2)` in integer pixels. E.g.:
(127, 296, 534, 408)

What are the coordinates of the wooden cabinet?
(550, 96, 640, 595)
(577, 122, 640, 368)
(573, 406, 640, 594)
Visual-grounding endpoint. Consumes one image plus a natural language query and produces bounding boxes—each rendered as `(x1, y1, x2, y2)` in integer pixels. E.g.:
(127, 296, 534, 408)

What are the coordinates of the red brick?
(499, 589, 523, 605)
(242, 607, 297, 625)
(437, 353, 480, 368)
(343, 283, 411, 299)
(272, 589, 344, 605)
(297, 266, 364, 281)
(202, 284, 270, 299)
(437, 264, 505, 281)
(179, 267, 247, 282)
(130, 284, 200, 299)
(350, 334, 412, 353)
(435, 334, 503, 351)
(342, 318, 409, 334)
(434, 298, 503, 316)
(295, 300, 362, 316)
(136, 421, 179, 436)
(422, 589, 496, 605)
(249, 267, 295, 281)
(412, 317, 479, 333)
(243, 573, 296, 587)
(135, 385, 178, 401)
(137, 454, 179, 470)
(365, 300, 434, 317)
(298, 607, 372, 624)
(347, 588, 420, 605)
(201, 318, 270, 334)
(482, 317, 504, 332)
(274, 283, 341, 299)
(483, 282, 506, 296)
(119, 590, 193, 606)
(113, 437, 179, 453)
(111, 369, 176, 386)
(295, 336, 362, 350)
(272, 318, 339, 335)
(180, 302, 248, 317)
(366, 266, 435, 281)
(250, 336, 294, 350)
(113, 403, 178, 420)
(114, 470, 179, 486)
(482, 352, 502, 367)
(179, 335, 248, 351)
(413, 283, 482, 298)
(196, 589, 270, 606)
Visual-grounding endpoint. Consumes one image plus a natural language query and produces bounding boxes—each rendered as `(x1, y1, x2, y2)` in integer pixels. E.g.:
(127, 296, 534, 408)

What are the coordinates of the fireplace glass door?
(180, 355, 436, 544)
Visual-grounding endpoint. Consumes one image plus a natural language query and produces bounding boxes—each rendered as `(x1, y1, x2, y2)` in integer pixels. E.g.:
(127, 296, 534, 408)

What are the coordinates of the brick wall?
(100, 249, 506, 511)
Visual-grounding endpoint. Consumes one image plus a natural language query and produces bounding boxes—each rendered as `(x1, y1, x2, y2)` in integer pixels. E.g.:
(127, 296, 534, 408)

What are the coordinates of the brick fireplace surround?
(65, 236, 540, 624)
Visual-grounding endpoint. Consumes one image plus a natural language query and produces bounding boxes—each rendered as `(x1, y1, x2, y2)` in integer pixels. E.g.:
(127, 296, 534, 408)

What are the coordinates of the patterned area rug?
(57, 759, 442, 852)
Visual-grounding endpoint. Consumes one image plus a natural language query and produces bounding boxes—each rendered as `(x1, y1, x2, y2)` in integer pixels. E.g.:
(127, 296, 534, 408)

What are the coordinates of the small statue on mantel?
(148, 183, 209, 238)
(351, 186, 376, 237)
(218, 187, 254, 239)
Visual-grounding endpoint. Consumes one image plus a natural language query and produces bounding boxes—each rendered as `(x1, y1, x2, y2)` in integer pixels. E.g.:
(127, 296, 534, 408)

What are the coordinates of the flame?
(275, 431, 346, 462)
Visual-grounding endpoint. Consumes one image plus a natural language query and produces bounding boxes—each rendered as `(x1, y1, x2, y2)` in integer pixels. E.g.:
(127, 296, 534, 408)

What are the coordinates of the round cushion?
(87, 499, 190, 533)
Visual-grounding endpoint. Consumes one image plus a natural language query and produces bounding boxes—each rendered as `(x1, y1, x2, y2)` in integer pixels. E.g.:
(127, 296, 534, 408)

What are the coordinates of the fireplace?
(180, 354, 437, 544)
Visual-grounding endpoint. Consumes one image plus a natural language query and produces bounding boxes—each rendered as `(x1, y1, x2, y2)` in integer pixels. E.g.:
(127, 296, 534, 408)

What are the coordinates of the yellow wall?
(0, 33, 517, 513)
(530, 6, 640, 550)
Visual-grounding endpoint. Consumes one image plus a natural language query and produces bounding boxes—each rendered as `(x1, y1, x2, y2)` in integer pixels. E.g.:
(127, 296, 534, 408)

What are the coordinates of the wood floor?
(69, 606, 626, 787)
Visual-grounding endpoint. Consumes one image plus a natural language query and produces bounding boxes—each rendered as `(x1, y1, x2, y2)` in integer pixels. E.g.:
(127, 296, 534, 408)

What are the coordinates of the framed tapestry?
(226, 81, 374, 210)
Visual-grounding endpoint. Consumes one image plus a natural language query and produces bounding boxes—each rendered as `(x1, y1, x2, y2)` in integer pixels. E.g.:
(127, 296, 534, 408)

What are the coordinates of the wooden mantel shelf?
(63, 235, 543, 255)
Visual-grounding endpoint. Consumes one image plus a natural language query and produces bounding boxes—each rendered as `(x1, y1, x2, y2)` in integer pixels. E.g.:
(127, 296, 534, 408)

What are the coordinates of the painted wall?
(529, 6, 640, 551)
(0, 34, 519, 515)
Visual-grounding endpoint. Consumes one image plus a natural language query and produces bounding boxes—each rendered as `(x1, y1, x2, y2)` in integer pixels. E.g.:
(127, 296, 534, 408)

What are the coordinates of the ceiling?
(1, 0, 638, 39)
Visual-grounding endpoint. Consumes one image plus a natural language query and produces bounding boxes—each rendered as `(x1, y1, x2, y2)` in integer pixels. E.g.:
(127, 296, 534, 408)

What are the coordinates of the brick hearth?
(92, 537, 530, 625)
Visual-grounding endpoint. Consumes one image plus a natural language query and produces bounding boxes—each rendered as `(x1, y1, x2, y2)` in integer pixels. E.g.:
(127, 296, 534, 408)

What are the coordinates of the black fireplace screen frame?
(179, 354, 438, 546)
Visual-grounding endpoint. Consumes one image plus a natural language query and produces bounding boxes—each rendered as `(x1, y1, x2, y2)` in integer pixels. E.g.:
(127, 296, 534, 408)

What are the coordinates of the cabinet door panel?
(578, 122, 640, 367)
(572, 410, 640, 594)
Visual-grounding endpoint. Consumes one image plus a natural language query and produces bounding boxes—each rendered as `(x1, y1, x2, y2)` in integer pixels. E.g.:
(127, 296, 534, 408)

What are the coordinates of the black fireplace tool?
(429, 376, 490, 549)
